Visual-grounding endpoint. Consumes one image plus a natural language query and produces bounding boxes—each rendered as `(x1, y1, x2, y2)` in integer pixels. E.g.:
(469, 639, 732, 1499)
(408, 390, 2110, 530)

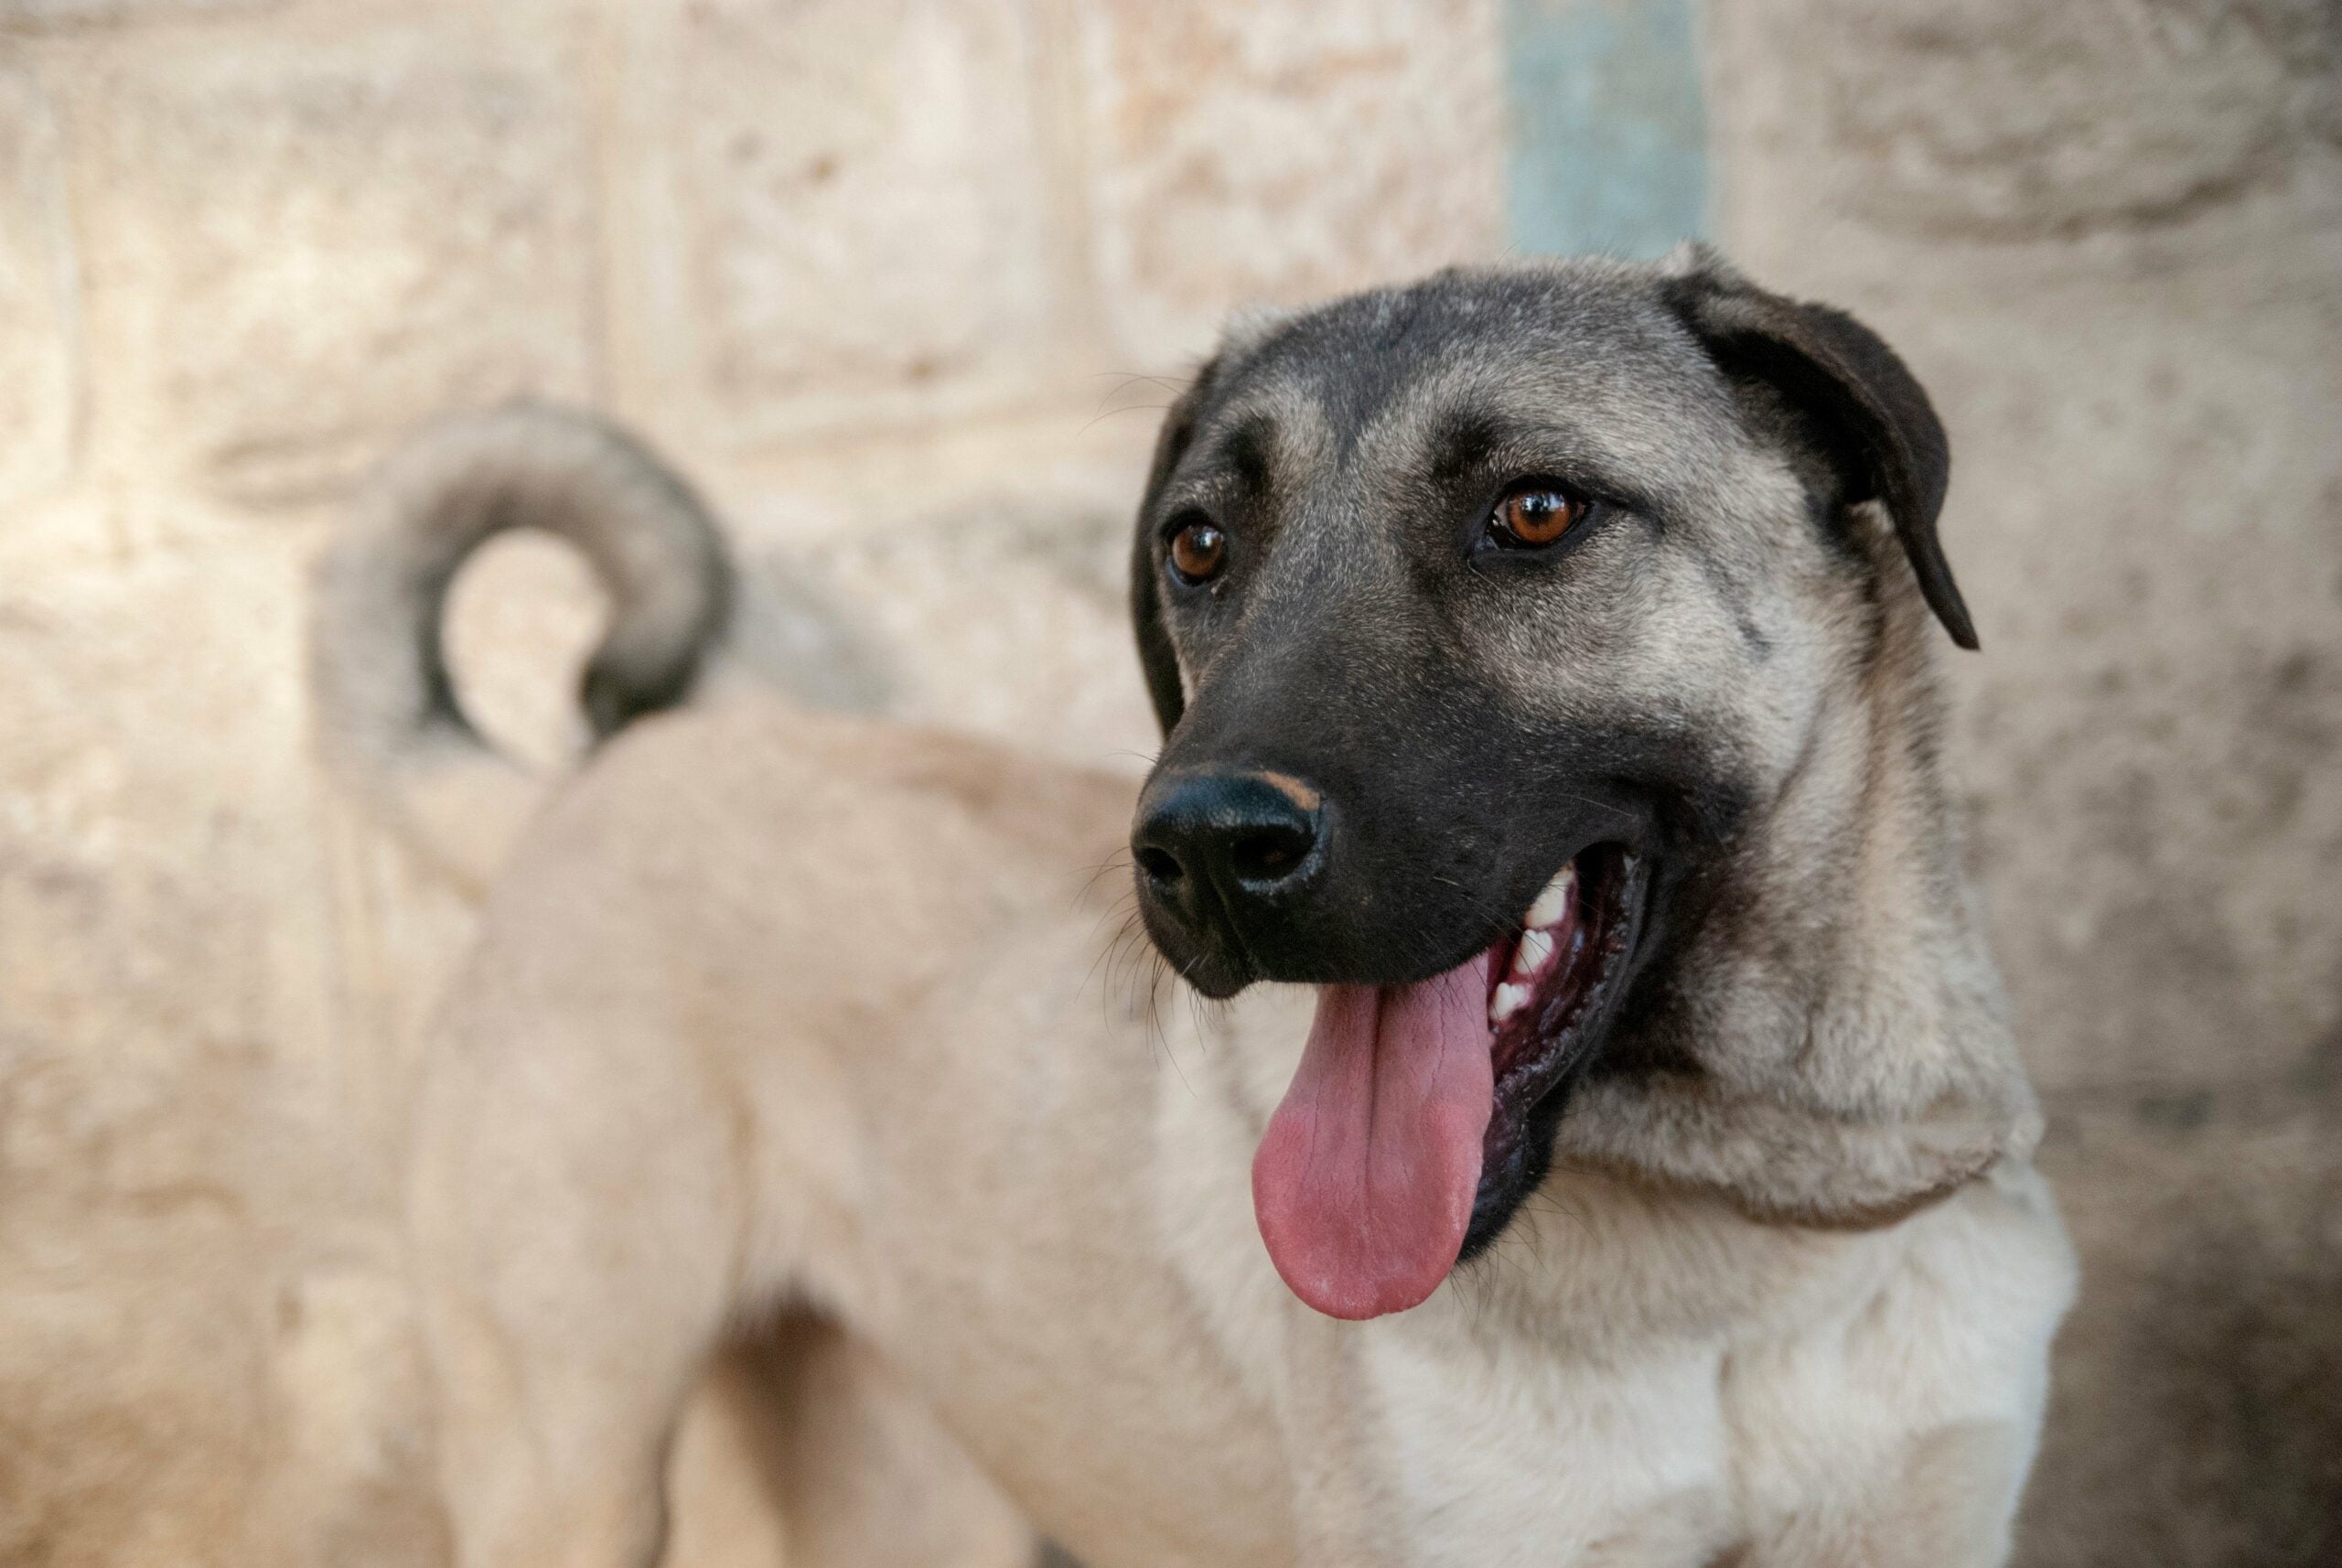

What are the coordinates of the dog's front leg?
(410, 996, 749, 1568)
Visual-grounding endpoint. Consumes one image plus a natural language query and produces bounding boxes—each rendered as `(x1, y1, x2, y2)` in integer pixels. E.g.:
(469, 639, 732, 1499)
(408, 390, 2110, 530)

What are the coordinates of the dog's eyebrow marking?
(1424, 413, 1501, 484)
(1219, 417, 1275, 499)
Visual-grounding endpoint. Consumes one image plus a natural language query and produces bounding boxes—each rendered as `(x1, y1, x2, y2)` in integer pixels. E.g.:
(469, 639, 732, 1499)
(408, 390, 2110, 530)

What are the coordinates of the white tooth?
(1526, 863, 1578, 930)
(1489, 982, 1532, 1024)
(1512, 927, 1554, 976)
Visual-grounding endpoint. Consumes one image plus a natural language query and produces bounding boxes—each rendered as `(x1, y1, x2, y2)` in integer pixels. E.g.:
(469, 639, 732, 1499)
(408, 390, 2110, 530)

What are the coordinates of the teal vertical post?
(1504, 0, 1708, 257)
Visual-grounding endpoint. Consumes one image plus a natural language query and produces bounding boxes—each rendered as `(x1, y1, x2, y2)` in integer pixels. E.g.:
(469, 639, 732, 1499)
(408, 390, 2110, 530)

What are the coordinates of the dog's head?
(1127, 250, 2032, 1319)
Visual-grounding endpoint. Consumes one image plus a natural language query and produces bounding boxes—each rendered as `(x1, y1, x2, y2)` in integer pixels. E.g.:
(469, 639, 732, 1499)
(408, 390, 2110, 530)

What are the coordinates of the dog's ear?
(1660, 247, 1978, 650)
(1130, 359, 1219, 734)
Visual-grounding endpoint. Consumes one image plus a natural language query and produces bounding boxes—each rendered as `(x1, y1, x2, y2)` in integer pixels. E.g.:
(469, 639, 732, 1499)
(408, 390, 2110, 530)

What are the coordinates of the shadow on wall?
(2024, 1090, 2342, 1567)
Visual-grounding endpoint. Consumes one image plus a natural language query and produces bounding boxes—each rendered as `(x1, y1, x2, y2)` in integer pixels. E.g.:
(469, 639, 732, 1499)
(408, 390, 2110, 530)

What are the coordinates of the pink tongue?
(1251, 951, 1497, 1319)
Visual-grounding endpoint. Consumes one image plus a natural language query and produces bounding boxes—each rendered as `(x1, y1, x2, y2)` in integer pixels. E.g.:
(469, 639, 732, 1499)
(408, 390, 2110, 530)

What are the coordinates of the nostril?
(1230, 823, 1314, 886)
(1137, 845, 1185, 886)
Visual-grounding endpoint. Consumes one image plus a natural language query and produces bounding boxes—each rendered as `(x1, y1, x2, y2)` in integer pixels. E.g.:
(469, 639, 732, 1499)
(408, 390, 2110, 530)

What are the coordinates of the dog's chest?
(1138, 993, 1977, 1565)
(886, 934, 2058, 1565)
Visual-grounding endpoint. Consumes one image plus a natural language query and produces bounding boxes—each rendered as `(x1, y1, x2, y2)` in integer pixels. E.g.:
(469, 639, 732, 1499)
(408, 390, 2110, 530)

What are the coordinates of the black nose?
(1133, 769, 1326, 914)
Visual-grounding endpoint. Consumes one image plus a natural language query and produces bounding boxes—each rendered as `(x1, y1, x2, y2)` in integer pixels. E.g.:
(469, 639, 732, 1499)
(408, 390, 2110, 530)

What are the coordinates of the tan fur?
(323, 326, 2076, 1563)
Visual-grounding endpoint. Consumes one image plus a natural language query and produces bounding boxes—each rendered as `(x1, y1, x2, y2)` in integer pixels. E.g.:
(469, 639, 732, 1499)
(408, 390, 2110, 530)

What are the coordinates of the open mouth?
(1250, 843, 1648, 1320)
(1468, 842, 1644, 1257)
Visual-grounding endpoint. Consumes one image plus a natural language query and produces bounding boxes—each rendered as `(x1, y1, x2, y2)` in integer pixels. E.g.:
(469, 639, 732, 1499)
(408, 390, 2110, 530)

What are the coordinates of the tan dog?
(317, 251, 2075, 1567)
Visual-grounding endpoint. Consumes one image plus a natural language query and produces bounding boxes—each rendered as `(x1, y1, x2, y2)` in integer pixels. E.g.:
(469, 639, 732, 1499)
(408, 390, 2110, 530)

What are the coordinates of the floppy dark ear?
(1661, 254, 1978, 650)
(1130, 359, 1219, 734)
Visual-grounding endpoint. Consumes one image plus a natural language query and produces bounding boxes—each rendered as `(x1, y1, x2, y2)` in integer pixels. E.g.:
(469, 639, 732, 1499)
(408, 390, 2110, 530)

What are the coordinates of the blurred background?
(0, 0, 2335, 1563)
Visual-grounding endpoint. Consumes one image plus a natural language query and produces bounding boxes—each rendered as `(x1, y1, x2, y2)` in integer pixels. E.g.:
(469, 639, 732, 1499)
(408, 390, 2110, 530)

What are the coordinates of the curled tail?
(312, 400, 733, 892)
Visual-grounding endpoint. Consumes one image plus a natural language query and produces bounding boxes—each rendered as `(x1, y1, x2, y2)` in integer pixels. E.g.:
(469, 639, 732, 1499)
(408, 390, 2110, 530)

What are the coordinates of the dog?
(315, 246, 2076, 1567)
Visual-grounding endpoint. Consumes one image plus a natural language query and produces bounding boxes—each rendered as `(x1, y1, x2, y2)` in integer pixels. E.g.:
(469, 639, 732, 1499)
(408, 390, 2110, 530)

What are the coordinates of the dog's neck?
(1559, 563, 2039, 1230)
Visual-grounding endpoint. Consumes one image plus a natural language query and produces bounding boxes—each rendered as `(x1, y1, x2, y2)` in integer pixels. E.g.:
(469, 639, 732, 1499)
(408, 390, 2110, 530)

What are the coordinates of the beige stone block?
(0, 64, 74, 505)
(67, 4, 598, 503)
(0, 503, 335, 1076)
(1710, 0, 2341, 246)
(1839, 0, 2333, 242)
(1076, 0, 1508, 367)
(0, 0, 277, 29)
(0, 495, 398, 1567)
(607, 0, 1067, 453)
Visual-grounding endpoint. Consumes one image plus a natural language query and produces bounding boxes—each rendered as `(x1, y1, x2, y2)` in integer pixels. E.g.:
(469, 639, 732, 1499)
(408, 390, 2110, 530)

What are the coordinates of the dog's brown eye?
(1491, 487, 1585, 548)
(1167, 519, 1227, 584)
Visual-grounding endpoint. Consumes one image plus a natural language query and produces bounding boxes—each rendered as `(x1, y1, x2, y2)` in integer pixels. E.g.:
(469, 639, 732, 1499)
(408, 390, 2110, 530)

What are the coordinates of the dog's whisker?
(1085, 369, 1198, 394)
(1077, 402, 1176, 436)
(1077, 849, 1134, 903)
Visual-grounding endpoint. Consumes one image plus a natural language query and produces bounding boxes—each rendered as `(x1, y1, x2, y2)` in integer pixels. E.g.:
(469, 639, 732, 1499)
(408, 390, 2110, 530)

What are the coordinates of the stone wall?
(0, 1, 2334, 1563)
